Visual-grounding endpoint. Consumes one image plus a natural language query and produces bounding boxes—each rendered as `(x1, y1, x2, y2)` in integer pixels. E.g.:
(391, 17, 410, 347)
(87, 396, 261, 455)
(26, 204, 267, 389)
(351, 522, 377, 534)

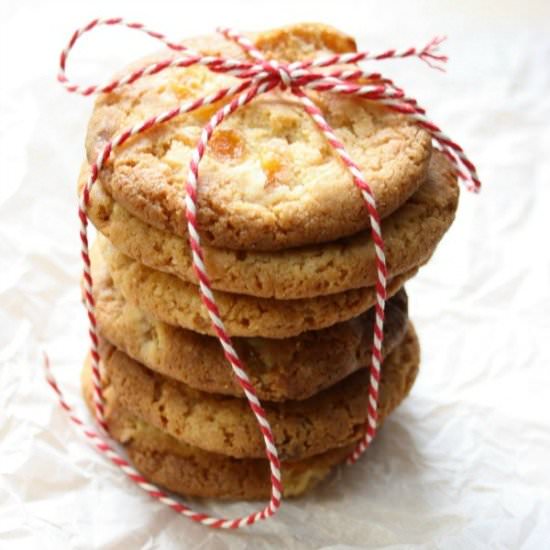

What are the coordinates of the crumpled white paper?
(1, 1, 549, 548)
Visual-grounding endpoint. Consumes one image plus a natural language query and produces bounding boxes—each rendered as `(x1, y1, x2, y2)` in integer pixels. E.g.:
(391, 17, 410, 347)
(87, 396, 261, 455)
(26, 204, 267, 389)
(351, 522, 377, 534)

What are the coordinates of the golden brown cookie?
(83, 385, 354, 499)
(94, 251, 409, 400)
(85, 24, 431, 251)
(83, 151, 457, 299)
(94, 236, 415, 338)
(87, 323, 419, 460)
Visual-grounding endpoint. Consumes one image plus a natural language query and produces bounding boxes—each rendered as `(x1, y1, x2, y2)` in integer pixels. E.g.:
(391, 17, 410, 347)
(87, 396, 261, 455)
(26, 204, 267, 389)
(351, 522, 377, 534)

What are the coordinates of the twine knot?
(263, 60, 293, 89)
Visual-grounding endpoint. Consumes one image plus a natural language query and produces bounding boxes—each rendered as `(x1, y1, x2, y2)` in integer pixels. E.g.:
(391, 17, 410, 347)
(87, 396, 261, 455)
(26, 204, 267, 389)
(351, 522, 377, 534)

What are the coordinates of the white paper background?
(1, 1, 549, 548)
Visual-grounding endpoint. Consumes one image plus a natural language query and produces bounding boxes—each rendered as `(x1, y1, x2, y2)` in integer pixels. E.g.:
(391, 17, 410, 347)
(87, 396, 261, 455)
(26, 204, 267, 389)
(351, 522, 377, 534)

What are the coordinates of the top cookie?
(85, 23, 432, 251)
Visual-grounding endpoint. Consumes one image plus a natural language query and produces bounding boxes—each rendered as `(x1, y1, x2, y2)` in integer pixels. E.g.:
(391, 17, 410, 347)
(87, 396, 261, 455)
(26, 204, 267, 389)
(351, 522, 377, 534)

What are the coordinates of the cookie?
(87, 323, 419, 460)
(95, 236, 415, 338)
(85, 23, 431, 251)
(83, 383, 354, 499)
(83, 151, 457, 299)
(94, 252, 409, 400)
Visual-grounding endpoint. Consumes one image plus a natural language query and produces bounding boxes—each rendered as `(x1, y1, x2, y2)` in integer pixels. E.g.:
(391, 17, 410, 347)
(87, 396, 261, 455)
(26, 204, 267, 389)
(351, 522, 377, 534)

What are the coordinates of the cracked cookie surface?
(85, 23, 431, 251)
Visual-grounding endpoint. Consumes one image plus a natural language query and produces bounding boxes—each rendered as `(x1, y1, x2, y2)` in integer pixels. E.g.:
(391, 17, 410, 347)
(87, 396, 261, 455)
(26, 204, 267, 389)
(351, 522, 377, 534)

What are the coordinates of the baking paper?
(1, 1, 549, 548)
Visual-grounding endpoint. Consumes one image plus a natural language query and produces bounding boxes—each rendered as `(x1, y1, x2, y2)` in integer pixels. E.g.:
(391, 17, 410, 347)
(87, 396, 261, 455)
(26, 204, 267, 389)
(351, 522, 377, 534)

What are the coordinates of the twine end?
(420, 35, 448, 72)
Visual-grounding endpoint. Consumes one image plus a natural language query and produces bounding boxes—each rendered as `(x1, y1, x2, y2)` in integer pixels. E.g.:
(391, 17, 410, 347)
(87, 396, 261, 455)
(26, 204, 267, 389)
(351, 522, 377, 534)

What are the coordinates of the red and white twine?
(46, 17, 480, 528)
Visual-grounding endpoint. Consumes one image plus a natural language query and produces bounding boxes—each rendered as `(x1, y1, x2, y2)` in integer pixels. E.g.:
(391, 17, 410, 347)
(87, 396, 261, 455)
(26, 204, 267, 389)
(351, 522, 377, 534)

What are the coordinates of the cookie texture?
(88, 323, 419, 460)
(94, 252, 409, 399)
(82, 384, 353, 499)
(85, 23, 431, 251)
(95, 236, 415, 338)
(83, 151, 457, 299)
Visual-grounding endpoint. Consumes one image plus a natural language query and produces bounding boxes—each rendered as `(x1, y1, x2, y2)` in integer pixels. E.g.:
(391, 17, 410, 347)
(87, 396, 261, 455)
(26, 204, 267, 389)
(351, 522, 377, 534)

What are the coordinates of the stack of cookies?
(79, 24, 459, 500)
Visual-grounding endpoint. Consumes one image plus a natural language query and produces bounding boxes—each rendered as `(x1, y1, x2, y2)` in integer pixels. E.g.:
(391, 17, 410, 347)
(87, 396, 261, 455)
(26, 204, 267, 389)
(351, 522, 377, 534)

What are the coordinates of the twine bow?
(46, 18, 480, 529)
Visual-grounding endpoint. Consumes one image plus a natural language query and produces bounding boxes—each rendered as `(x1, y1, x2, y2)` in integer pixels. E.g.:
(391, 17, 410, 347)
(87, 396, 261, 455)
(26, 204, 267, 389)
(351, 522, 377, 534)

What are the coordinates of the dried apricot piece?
(210, 129, 245, 161)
